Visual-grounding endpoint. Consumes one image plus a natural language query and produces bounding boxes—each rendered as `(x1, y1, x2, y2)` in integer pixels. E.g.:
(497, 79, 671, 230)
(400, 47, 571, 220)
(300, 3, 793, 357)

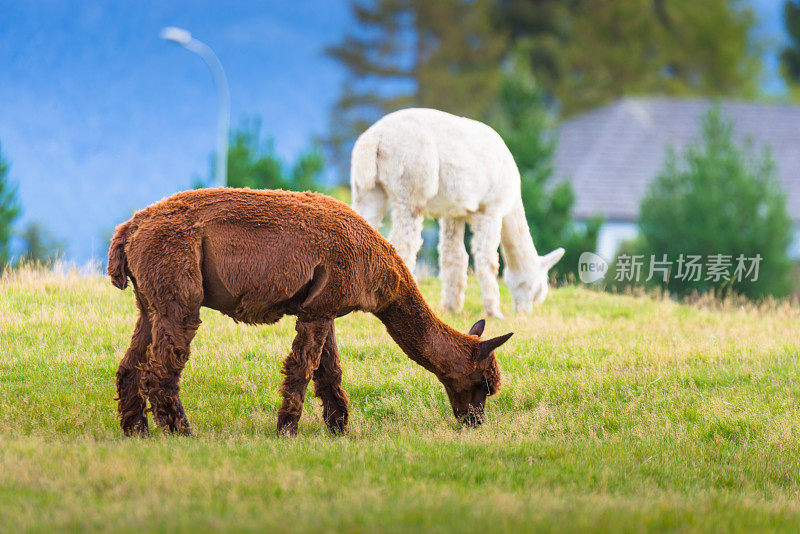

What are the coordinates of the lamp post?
(160, 26, 230, 187)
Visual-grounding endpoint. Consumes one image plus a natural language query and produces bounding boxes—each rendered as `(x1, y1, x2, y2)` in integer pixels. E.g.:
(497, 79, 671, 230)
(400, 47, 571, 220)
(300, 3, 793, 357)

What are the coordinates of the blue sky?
(0, 0, 789, 261)
(1, 1, 351, 261)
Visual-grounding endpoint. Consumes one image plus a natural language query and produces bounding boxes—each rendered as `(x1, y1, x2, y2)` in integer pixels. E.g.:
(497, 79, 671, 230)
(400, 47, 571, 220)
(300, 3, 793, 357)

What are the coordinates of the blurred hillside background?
(1, 0, 798, 297)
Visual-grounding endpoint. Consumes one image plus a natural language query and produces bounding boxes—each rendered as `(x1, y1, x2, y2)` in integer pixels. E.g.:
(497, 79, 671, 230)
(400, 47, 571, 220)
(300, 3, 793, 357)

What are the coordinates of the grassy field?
(2, 268, 800, 532)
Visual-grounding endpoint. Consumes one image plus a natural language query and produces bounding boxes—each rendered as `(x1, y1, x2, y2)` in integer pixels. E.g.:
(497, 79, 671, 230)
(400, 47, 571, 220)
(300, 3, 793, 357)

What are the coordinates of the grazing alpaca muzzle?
(447, 383, 489, 428)
(108, 188, 512, 436)
(504, 247, 565, 313)
(442, 320, 510, 428)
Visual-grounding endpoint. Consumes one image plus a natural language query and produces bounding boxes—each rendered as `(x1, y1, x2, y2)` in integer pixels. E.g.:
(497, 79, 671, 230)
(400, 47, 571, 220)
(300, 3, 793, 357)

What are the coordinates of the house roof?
(553, 97, 800, 221)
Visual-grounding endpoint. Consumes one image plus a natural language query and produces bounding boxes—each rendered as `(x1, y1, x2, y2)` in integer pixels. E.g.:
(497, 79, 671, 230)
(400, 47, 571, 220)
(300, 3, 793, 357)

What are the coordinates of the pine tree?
(18, 222, 64, 266)
(325, 0, 506, 180)
(636, 107, 796, 298)
(0, 144, 21, 266)
(197, 118, 325, 192)
(781, 1, 800, 85)
(491, 49, 601, 280)
(494, 0, 761, 115)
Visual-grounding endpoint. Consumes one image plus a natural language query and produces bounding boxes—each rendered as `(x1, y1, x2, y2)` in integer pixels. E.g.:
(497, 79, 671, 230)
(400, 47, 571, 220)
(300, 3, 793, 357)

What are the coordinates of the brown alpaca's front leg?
(116, 309, 151, 436)
(313, 323, 349, 434)
(276, 319, 330, 435)
(140, 310, 200, 435)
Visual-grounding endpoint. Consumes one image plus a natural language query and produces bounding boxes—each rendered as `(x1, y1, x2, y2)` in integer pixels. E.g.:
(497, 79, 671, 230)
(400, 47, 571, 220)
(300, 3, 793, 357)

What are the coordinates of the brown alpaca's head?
(443, 319, 511, 428)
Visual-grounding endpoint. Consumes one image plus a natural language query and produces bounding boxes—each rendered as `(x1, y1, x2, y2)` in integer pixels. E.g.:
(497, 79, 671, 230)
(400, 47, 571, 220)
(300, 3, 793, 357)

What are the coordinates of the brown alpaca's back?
(116, 188, 407, 324)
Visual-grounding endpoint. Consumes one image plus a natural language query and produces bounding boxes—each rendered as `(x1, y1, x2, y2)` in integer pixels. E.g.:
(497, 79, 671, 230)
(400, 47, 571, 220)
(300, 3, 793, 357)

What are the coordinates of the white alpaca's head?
(504, 247, 565, 313)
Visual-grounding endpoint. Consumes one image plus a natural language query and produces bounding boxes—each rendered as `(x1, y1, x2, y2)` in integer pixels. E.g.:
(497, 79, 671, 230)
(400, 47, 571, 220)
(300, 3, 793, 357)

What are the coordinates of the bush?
(632, 106, 796, 299)
(0, 144, 21, 267)
(197, 117, 326, 192)
(17, 222, 64, 266)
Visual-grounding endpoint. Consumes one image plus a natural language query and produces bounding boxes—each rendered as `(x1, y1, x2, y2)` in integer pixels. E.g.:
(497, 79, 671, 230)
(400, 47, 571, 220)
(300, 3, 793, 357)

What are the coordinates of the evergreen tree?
(325, 0, 506, 180)
(780, 1, 800, 85)
(491, 49, 601, 280)
(0, 144, 21, 266)
(494, 0, 762, 115)
(198, 118, 325, 192)
(18, 222, 64, 266)
(636, 107, 796, 298)
(327, 0, 761, 178)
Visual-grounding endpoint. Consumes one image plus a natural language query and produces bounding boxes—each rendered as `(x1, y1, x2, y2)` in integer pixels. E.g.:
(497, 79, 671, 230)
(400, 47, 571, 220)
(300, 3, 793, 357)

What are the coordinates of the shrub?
(17, 222, 64, 266)
(633, 106, 796, 298)
(197, 117, 326, 192)
(0, 144, 21, 267)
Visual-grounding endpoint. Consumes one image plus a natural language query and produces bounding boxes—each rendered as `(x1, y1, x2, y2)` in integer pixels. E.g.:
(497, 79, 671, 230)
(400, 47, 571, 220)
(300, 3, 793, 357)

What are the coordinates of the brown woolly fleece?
(108, 188, 512, 436)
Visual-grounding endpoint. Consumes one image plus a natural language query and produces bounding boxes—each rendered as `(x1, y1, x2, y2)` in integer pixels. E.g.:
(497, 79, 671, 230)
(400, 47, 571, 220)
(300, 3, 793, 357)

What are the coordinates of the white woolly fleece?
(351, 108, 564, 317)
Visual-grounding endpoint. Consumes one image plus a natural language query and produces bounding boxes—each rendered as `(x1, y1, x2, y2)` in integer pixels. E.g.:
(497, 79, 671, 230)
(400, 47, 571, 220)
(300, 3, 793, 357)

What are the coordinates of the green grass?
(2, 268, 800, 532)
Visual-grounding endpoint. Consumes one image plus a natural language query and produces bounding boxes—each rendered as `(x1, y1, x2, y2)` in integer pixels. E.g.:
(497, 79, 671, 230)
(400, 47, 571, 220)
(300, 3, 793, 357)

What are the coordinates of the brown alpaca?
(108, 188, 512, 436)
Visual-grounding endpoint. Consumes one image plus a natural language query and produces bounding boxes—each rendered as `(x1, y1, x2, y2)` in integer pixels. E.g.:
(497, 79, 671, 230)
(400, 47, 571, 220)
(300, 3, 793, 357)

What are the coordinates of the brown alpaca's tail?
(107, 220, 131, 290)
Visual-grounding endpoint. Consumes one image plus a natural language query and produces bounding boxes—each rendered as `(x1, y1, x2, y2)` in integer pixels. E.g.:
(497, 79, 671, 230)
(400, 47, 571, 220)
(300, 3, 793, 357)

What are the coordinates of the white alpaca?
(350, 108, 564, 317)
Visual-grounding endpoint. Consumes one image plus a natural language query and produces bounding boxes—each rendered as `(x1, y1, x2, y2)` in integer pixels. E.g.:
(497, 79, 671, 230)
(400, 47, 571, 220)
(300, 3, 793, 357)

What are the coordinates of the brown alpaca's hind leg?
(140, 306, 201, 435)
(313, 323, 349, 434)
(116, 301, 151, 436)
(276, 319, 330, 435)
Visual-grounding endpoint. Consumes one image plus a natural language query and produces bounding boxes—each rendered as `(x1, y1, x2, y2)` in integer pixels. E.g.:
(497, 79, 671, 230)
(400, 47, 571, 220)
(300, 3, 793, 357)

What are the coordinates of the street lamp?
(161, 26, 230, 187)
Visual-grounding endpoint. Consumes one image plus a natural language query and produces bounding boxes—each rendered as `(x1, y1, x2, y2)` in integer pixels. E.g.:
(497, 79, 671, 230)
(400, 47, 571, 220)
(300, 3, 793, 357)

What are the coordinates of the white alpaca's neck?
(500, 199, 538, 273)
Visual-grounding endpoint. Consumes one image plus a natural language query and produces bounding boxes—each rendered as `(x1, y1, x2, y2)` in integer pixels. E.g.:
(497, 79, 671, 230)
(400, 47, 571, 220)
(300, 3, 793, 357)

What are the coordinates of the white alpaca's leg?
(438, 218, 468, 312)
(352, 184, 387, 230)
(470, 213, 504, 318)
(388, 203, 424, 275)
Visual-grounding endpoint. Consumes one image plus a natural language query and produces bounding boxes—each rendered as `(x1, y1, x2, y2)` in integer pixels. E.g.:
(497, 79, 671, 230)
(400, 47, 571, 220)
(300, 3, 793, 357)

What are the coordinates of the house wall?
(596, 221, 639, 261)
(789, 224, 800, 261)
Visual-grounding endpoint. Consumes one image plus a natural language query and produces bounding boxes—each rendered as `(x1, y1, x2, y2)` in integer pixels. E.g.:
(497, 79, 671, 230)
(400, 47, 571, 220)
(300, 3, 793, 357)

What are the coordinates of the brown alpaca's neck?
(375, 274, 471, 379)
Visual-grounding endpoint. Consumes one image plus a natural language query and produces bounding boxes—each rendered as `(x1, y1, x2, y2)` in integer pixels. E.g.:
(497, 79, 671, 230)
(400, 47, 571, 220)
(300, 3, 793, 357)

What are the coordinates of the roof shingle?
(554, 97, 800, 221)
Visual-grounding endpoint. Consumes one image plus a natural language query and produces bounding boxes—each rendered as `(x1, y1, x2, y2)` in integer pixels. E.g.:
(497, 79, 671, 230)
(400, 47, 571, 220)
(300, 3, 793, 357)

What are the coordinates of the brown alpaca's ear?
(477, 332, 513, 361)
(468, 319, 486, 337)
